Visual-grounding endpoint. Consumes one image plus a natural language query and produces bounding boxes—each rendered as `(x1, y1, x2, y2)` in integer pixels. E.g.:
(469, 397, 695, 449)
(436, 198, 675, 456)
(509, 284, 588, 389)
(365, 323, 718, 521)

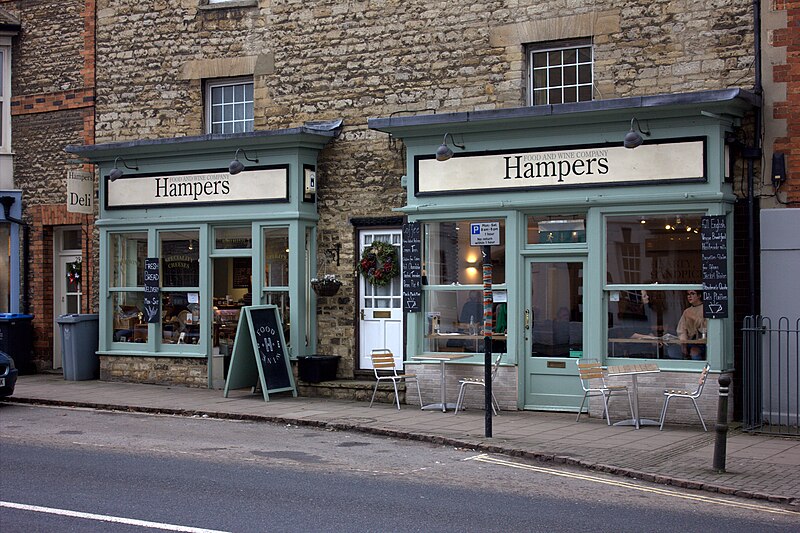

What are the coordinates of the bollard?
(712, 374, 731, 473)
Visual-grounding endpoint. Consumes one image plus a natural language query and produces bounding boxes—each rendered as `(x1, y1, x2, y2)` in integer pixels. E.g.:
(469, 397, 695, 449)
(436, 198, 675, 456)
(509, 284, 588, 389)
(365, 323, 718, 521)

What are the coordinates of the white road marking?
(0, 501, 230, 532)
(464, 453, 800, 517)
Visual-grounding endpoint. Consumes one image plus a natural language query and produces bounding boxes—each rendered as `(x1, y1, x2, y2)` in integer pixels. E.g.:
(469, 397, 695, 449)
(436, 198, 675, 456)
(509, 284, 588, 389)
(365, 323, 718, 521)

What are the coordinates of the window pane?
(264, 227, 289, 287)
(211, 87, 222, 105)
(423, 220, 505, 285)
(112, 291, 146, 343)
(549, 88, 562, 104)
(606, 214, 703, 285)
(110, 232, 148, 287)
(564, 86, 577, 102)
(245, 83, 253, 100)
(533, 69, 546, 89)
(264, 291, 291, 345)
(223, 122, 233, 134)
(563, 65, 577, 85)
(578, 64, 592, 84)
(563, 49, 576, 63)
(215, 226, 252, 250)
(234, 84, 244, 101)
(578, 85, 592, 102)
(223, 85, 233, 102)
(530, 262, 583, 358)
(425, 289, 506, 354)
(212, 104, 222, 123)
(63, 229, 81, 250)
(527, 215, 586, 244)
(548, 50, 561, 66)
(578, 47, 592, 62)
(534, 89, 547, 105)
(549, 66, 562, 86)
(160, 230, 199, 288)
(533, 52, 547, 68)
(162, 291, 201, 345)
(607, 289, 707, 360)
(235, 103, 244, 120)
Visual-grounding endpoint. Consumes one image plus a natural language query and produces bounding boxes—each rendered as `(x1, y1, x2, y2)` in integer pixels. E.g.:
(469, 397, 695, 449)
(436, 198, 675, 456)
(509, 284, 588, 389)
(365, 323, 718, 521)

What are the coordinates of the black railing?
(742, 316, 800, 436)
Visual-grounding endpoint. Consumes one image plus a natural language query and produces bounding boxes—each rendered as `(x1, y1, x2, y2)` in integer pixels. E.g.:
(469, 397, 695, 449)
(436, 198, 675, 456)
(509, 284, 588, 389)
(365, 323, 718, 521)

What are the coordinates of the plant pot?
(311, 281, 341, 297)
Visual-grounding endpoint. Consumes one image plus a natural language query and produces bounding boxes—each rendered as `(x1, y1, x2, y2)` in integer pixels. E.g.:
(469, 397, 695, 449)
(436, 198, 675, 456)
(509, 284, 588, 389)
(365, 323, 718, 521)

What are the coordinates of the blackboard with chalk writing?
(402, 222, 422, 313)
(701, 215, 729, 319)
(223, 305, 296, 401)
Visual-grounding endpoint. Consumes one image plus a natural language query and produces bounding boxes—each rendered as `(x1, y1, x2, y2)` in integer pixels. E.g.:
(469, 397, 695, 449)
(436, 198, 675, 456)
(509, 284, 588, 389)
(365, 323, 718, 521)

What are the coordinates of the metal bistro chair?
(576, 359, 634, 425)
(659, 363, 711, 431)
(454, 354, 502, 415)
(369, 349, 423, 410)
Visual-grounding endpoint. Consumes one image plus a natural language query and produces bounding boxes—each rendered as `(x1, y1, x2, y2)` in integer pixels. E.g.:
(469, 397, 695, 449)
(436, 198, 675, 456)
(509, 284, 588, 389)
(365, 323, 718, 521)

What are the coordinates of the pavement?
(4, 373, 800, 507)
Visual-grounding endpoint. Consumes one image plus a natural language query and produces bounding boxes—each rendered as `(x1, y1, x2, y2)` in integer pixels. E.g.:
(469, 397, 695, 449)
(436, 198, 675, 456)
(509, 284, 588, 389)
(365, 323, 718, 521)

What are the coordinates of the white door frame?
(357, 228, 404, 370)
(53, 227, 83, 369)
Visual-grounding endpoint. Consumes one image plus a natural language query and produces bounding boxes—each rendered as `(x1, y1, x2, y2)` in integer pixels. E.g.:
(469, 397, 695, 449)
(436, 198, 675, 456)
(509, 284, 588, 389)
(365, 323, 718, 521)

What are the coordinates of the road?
(1, 403, 798, 532)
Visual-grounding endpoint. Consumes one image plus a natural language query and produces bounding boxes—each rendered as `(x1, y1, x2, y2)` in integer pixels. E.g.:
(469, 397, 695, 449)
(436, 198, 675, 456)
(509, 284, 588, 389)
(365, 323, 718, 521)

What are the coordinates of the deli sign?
(106, 166, 289, 208)
(416, 140, 705, 195)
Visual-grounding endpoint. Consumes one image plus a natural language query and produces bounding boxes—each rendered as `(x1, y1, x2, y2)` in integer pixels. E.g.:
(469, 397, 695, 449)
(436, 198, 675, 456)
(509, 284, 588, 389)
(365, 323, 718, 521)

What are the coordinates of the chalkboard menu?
(232, 257, 251, 289)
(402, 222, 422, 313)
(143, 258, 160, 324)
(701, 215, 729, 319)
(223, 305, 296, 402)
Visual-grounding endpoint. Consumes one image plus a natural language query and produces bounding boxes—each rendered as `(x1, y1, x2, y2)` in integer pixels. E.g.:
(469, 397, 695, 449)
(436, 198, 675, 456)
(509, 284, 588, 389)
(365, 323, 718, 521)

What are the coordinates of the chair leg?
(601, 392, 612, 425)
(691, 397, 707, 431)
(369, 380, 380, 407)
(413, 379, 424, 410)
(491, 392, 500, 416)
(576, 392, 589, 422)
(392, 379, 401, 410)
(625, 390, 635, 422)
(659, 396, 671, 430)
(454, 382, 467, 415)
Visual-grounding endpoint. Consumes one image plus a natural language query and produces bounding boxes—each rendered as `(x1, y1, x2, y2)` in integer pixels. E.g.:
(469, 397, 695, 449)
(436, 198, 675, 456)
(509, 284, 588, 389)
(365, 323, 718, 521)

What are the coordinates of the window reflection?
(423, 220, 505, 286)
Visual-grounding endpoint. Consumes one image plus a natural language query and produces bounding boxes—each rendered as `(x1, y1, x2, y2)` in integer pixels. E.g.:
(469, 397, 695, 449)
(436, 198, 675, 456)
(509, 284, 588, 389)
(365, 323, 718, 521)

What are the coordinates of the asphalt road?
(1, 403, 798, 532)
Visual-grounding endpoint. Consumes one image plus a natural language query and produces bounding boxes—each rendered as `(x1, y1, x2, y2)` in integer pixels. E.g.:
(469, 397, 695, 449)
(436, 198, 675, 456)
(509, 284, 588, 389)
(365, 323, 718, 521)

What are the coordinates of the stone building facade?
(5, 1, 797, 424)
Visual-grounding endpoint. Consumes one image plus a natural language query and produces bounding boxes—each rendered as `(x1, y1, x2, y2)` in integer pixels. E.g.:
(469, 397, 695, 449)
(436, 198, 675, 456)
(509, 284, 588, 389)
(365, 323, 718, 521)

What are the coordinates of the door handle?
(524, 309, 530, 330)
(360, 309, 365, 320)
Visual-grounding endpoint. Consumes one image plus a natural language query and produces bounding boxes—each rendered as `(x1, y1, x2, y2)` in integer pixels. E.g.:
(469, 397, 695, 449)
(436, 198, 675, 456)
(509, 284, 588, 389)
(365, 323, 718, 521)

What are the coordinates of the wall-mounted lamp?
(109, 156, 139, 181)
(435, 133, 465, 161)
(228, 148, 259, 175)
(324, 242, 341, 266)
(623, 118, 650, 149)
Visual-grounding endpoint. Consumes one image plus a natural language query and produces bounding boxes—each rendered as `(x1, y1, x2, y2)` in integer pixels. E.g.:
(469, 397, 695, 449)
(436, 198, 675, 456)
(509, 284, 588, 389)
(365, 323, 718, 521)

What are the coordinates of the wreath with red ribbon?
(357, 241, 400, 287)
(66, 259, 82, 285)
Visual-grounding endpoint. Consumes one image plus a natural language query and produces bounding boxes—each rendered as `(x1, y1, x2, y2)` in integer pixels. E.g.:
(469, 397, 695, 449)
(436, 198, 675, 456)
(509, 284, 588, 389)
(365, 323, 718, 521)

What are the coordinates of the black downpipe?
(747, 0, 763, 319)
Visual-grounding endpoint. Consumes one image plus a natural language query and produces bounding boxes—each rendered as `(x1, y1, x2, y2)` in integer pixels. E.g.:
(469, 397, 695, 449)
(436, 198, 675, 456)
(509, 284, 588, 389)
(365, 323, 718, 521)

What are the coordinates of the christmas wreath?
(66, 258, 82, 285)
(357, 241, 399, 287)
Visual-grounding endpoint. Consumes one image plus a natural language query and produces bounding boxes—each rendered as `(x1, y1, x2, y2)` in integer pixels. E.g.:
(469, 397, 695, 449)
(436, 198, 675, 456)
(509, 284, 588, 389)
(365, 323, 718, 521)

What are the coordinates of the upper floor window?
(205, 78, 254, 134)
(0, 46, 10, 152)
(527, 39, 593, 106)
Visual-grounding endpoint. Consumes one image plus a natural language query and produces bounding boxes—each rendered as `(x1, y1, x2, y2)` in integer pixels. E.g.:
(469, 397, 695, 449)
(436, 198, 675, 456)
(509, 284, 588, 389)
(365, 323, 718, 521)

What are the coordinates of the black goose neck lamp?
(228, 148, 259, 175)
(435, 133, 465, 161)
(623, 118, 650, 149)
(109, 156, 139, 181)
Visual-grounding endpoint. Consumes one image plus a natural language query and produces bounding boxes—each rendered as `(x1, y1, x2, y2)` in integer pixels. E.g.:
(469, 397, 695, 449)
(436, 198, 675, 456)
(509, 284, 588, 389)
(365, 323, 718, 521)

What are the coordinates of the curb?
(5, 396, 796, 507)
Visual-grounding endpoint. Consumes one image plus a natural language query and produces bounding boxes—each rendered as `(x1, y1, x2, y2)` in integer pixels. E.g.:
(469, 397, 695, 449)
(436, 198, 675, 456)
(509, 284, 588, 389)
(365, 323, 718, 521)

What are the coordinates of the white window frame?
(204, 77, 254, 135)
(527, 39, 593, 107)
(0, 40, 11, 153)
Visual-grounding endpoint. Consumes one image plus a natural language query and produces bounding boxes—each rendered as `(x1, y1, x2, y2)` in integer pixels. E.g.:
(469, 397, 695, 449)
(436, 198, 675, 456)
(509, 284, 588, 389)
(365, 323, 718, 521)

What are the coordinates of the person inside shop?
(677, 289, 708, 360)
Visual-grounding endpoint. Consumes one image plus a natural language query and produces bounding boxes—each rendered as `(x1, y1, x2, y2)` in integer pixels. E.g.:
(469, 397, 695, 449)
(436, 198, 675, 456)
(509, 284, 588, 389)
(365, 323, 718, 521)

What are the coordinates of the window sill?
(198, 0, 258, 11)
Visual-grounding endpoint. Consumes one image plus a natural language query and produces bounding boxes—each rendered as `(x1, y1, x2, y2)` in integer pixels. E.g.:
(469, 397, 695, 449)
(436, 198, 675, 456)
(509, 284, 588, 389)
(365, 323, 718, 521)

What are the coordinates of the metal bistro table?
(412, 353, 471, 412)
(606, 363, 661, 429)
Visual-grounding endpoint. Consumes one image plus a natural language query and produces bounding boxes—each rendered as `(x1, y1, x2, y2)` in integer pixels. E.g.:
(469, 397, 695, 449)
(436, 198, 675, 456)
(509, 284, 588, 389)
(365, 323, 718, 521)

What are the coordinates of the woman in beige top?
(677, 290, 707, 360)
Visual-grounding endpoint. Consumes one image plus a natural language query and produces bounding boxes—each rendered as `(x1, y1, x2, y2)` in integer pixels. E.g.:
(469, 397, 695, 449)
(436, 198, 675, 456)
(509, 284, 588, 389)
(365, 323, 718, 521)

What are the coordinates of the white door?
(53, 229, 83, 369)
(358, 229, 404, 370)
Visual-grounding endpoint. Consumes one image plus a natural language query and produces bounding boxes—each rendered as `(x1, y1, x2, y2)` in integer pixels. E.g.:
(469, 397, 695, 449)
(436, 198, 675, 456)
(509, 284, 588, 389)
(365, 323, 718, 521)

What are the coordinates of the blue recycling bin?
(0, 313, 35, 374)
(57, 314, 99, 381)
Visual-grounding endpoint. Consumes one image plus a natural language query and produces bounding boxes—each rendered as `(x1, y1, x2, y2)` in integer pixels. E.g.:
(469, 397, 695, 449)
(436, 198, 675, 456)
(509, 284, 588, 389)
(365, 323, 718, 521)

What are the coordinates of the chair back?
(576, 359, 605, 391)
(371, 349, 399, 378)
(491, 354, 502, 382)
(692, 363, 711, 397)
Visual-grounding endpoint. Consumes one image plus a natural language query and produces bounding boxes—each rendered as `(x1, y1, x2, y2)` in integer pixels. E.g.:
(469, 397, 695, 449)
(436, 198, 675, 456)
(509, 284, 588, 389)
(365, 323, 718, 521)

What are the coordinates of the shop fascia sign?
(416, 139, 705, 195)
(105, 166, 289, 209)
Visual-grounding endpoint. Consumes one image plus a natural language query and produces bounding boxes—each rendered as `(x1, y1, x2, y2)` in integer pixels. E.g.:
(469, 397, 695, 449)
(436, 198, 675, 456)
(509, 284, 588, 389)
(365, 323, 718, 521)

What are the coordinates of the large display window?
(422, 219, 507, 354)
(263, 227, 290, 343)
(110, 232, 148, 343)
(605, 213, 706, 360)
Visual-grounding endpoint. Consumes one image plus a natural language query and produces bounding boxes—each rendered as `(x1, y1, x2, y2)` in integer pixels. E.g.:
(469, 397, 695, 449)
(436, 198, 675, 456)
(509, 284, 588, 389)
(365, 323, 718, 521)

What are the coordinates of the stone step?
(296, 379, 409, 405)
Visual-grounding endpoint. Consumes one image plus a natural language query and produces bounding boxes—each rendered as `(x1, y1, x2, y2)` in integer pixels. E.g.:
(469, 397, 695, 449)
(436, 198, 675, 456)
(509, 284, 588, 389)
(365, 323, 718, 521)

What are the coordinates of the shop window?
(527, 215, 586, 245)
(160, 231, 201, 345)
(422, 220, 506, 354)
(606, 214, 702, 285)
(606, 213, 706, 361)
(110, 232, 148, 344)
(527, 39, 592, 106)
(214, 226, 252, 250)
(0, 46, 9, 152)
(263, 227, 289, 287)
(607, 289, 707, 361)
(205, 77, 254, 134)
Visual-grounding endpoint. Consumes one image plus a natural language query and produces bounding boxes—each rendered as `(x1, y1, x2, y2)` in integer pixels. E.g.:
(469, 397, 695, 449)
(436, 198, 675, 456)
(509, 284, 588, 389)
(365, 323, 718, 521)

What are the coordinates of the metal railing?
(742, 316, 800, 436)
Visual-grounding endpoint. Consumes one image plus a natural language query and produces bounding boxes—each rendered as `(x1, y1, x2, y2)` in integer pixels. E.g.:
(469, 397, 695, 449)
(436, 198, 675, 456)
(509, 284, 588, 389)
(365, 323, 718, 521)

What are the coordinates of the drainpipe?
(746, 0, 763, 318)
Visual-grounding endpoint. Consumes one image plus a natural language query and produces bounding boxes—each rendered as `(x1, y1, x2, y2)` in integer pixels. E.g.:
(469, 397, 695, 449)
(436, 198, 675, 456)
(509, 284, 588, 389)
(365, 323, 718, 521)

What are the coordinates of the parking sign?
(469, 222, 501, 246)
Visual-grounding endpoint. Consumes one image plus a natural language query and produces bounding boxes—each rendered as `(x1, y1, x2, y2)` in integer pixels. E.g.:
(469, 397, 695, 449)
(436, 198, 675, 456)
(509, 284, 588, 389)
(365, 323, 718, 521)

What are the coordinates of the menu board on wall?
(232, 257, 251, 289)
(701, 215, 729, 319)
(223, 305, 296, 402)
(402, 222, 422, 313)
(143, 258, 160, 324)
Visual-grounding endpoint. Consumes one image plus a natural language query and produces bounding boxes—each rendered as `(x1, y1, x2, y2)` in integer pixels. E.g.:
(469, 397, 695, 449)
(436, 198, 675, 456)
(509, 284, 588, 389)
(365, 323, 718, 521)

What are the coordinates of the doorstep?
(296, 379, 407, 405)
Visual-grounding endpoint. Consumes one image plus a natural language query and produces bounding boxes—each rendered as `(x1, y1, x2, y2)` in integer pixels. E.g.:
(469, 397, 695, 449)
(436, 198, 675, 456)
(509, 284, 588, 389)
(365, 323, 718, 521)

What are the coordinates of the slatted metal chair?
(659, 363, 711, 431)
(576, 359, 634, 425)
(369, 349, 423, 410)
(454, 354, 502, 415)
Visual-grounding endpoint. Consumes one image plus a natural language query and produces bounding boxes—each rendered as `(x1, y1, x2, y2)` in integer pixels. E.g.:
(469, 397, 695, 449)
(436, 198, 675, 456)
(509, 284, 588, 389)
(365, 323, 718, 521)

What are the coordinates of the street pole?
(483, 245, 493, 438)
(713, 374, 731, 472)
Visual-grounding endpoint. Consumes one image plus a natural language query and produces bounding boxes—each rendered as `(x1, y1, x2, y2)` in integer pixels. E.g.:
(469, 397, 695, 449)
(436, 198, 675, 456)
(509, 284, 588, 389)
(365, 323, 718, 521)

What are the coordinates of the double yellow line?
(465, 454, 799, 517)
